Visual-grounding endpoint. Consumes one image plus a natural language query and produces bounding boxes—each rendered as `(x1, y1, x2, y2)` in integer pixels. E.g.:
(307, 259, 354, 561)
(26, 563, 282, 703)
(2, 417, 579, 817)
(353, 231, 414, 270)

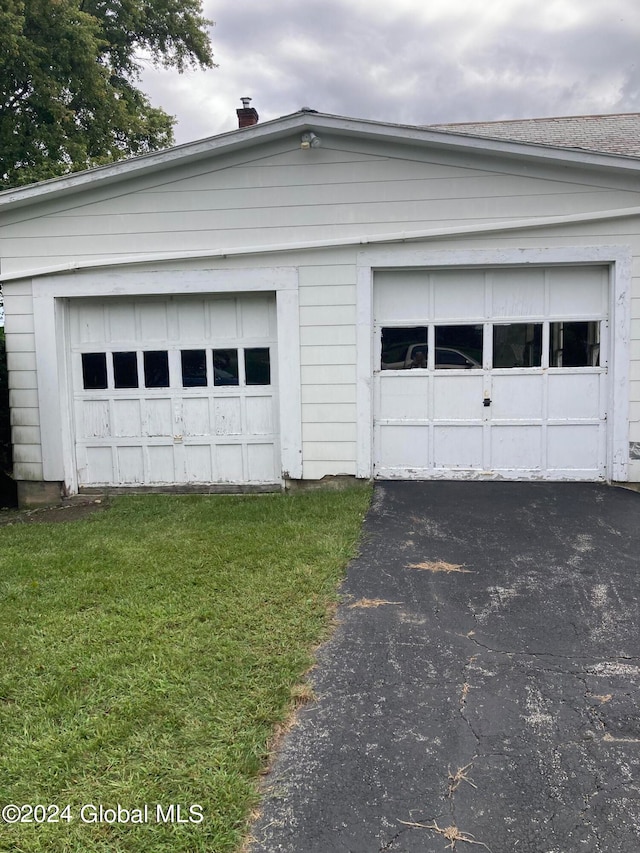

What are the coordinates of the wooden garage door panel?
(373, 266, 608, 481)
(71, 295, 279, 486)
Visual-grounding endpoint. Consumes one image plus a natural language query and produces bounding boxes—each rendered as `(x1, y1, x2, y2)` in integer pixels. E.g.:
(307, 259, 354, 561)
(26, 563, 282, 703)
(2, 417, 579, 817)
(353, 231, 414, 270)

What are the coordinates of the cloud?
(138, 0, 640, 144)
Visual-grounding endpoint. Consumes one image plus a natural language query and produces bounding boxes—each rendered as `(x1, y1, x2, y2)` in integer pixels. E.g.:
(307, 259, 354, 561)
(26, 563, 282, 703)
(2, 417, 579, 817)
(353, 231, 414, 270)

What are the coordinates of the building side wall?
(1, 137, 640, 486)
(2, 280, 42, 480)
(3, 136, 640, 275)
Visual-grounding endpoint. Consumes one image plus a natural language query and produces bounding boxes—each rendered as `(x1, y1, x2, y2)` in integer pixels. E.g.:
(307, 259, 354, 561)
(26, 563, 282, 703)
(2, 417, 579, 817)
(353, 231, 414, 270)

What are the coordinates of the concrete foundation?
(17, 480, 64, 509)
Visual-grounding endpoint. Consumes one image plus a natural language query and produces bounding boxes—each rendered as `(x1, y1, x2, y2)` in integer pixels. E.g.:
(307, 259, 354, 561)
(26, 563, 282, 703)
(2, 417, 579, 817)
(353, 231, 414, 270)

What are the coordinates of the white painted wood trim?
(276, 287, 303, 479)
(355, 245, 632, 482)
(31, 266, 298, 297)
(356, 264, 373, 478)
(32, 291, 66, 482)
(609, 254, 632, 481)
(6, 206, 640, 284)
(31, 266, 301, 492)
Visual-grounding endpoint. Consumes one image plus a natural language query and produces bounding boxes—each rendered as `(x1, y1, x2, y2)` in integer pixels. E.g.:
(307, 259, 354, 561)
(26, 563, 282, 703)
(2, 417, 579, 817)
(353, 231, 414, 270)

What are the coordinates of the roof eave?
(2, 111, 640, 212)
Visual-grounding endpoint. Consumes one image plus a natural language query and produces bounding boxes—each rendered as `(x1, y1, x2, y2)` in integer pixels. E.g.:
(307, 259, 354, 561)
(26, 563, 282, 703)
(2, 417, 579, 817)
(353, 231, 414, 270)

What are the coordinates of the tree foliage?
(0, 0, 215, 189)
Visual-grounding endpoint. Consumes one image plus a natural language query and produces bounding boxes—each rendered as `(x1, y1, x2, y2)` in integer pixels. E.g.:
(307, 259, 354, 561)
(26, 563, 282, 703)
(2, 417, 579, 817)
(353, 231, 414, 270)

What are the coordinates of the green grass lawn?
(0, 488, 371, 852)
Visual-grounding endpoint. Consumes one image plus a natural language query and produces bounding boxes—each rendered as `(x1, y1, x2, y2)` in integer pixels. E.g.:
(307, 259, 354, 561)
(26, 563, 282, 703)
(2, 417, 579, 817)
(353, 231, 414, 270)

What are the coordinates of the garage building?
(1, 108, 639, 504)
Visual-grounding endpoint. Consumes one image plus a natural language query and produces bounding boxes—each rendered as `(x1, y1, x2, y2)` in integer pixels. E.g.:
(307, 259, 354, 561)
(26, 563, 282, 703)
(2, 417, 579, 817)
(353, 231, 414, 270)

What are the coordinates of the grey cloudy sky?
(140, 0, 640, 145)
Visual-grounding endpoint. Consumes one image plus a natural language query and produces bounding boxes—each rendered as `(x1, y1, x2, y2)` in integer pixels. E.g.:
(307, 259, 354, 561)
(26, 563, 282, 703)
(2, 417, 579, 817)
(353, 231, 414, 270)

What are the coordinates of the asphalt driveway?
(249, 482, 640, 853)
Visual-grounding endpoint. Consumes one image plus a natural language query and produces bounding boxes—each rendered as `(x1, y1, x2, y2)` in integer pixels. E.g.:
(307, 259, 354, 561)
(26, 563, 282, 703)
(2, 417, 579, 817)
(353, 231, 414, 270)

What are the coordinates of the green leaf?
(0, 0, 215, 189)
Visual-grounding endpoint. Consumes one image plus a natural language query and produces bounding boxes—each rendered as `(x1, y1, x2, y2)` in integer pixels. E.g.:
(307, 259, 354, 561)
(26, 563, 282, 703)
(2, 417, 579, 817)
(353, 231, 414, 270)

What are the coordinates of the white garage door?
(70, 294, 279, 487)
(373, 266, 609, 480)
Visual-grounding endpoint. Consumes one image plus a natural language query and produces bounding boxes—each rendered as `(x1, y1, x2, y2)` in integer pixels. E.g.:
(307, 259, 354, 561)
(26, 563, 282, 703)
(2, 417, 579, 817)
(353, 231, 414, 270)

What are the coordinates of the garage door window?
(213, 349, 239, 386)
(80, 347, 272, 390)
(181, 350, 207, 387)
(493, 323, 542, 368)
(380, 322, 600, 371)
(550, 321, 600, 367)
(245, 348, 271, 385)
(81, 353, 107, 389)
(435, 325, 483, 369)
(113, 351, 138, 388)
(143, 351, 169, 388)
(381, 327, 427, 369)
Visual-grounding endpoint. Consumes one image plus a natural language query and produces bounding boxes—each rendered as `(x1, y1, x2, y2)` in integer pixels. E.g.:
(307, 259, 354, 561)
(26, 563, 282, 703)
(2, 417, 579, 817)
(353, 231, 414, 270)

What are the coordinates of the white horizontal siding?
(13, 444, 42, 464)
(13, 461, 44, 480)
(6, 351, 37, 371)
(302, 403, 356, 422)
(299, 306, 356, 326)
(303, 423, 357, 442)
(8, 370, 38, 390)
(3, 294, 34, 314)
(301, 365, 356, 385)
(2, 279, 41, 483)
(4, 137, 640, 276)
(304, 442, 356, 461)
(298, 285, 356, 306)
(12, 426, 41, 445)
(297, 262, 358, 474)
(630, 382, 640, 433)
(300, 345, 356, 365)
(297, 263, 355, 286)
(300, 325, 356, 346)
(11, 408, 40, 426)
(4, 313, 34, 334)
(5, 332, 36, 352)
(6, 192, 636, 243)
(9, 389, 38, 408)
(303, 460, 357, 478)
(6, 210, 640, 269)
(301, 384, 357, 404)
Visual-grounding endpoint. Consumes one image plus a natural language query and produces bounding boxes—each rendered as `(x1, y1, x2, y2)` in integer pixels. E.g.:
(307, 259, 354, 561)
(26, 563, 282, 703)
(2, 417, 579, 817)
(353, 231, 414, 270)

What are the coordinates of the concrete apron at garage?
(249, 482, 640, 853)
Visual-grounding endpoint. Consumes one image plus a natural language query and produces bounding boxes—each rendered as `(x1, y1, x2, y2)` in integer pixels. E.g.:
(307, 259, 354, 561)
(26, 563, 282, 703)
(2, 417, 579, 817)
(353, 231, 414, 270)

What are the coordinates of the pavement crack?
(459, 653, 481, 745)
(465, 634, 640, 671)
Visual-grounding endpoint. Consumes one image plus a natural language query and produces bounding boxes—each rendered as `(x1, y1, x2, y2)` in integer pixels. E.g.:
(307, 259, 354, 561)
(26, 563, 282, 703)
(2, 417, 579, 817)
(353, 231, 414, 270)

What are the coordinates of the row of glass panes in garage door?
(380, 322, 601, 370)
(81, 348, 271, 390)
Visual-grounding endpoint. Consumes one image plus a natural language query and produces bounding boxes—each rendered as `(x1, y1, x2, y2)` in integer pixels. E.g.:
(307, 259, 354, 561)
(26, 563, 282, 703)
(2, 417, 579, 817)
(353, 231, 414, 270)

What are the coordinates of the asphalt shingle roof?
(428, 113, 640, 159)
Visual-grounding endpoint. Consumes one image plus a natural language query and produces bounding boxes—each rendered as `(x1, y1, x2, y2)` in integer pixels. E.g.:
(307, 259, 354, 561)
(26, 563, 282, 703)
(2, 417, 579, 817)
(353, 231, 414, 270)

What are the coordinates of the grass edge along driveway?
(0, 488, 371, 853)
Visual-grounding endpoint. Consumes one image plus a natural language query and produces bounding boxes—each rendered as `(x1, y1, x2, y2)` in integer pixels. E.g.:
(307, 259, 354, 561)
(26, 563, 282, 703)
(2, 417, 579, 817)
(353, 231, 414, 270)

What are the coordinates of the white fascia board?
(3, 111, 640, 213)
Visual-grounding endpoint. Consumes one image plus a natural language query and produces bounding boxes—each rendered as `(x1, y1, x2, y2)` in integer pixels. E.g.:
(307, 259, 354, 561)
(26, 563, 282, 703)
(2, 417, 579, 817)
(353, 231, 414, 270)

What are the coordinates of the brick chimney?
(237, 97, 259, 128)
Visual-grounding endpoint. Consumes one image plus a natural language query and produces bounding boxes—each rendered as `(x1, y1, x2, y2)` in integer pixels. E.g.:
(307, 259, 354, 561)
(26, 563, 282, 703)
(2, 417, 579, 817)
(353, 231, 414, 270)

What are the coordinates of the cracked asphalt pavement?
(248, 482, 640, 853)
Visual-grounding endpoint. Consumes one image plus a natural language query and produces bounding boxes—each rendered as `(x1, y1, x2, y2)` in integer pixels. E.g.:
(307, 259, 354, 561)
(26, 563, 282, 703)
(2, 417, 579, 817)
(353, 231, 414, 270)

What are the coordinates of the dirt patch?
(0, 498, 108, 526)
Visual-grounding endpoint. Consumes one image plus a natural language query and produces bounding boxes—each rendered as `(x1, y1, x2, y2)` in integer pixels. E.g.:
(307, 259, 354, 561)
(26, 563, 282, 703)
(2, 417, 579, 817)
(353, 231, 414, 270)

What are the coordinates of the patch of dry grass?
(448, 763, 478, 797)
(407, 560, 472, 573)
(398, 819, 491, 850)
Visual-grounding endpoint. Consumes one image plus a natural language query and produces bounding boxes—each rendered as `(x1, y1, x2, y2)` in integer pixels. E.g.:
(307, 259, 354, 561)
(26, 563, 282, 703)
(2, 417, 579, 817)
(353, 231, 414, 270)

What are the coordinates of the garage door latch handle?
(483, 397, 491, 407)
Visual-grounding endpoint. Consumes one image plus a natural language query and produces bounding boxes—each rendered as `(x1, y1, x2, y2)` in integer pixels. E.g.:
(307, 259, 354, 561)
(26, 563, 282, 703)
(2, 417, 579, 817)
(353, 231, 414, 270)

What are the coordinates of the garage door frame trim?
(32, 266, 302, 492)
(355, 246, 631, 482)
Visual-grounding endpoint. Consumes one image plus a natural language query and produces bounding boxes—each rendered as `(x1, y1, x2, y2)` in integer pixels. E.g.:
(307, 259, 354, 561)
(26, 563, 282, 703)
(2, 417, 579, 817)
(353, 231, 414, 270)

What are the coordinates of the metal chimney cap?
(240, 97, 252, 108)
